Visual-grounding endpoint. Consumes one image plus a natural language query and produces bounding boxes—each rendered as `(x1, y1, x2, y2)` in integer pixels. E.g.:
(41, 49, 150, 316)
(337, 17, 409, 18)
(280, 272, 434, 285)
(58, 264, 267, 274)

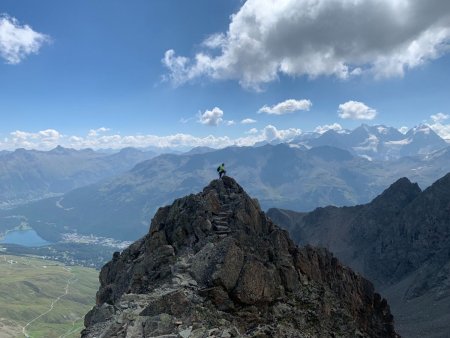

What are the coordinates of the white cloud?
(314, 123, 343, 134)
(246, 128, 258, 134)
(431, 113, 450, 123)
(0, 14, 50, 64)
(88, 127, 110, 137)
(198, 107, 224, 126)
(162, 50, 192, 86)
(0, 125, 303, 150)
(226, 120, 236, 126)
(241, 118, 257, 124)
(38, 129, 60, 141)
(258, 99, 312, 115)
(429, 123, 450, 141)
(179, 117, 195, 124)
(9, 129, 61, 149)
(203, 33, 226, 49)
(372, 27, 450, 79)
(263, 126, 279, 142)
(338, 101, 377, 120)
(262, 125, 302, 142)
(429, 113, 450, 140)
(163, 0, 450, 89)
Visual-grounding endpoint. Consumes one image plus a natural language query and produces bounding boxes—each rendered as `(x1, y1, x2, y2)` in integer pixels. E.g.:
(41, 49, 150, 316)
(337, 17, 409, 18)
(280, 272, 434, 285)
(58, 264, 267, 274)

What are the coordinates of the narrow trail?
(59, 316, 84, 338)
(21, 267, 77, 338)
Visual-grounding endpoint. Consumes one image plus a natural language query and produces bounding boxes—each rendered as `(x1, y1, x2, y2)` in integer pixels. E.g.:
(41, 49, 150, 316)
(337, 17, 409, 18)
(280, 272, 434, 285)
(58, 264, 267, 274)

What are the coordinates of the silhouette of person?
(217, 163, 226, 179)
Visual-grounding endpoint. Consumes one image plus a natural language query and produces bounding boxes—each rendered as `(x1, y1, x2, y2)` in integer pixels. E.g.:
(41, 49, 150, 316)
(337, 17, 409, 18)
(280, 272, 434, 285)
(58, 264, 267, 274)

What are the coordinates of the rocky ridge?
(82, 177, 398, 337)
(268, 173, 450, 337)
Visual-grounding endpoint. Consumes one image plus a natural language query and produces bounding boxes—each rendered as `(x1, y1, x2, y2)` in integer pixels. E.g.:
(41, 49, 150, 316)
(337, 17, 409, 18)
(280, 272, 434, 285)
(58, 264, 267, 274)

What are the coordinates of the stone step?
(215, 230, 232, 234)
(214, 216, 231, 220)
(172, 262, 191, 273)
(217, 211, 232, 216)
(213, 210, 232, 215)
(174, 266, 189, 273)
(213, 220, 229, 226)
(214, 225, 230, 231)
(212, 221, 229, 225)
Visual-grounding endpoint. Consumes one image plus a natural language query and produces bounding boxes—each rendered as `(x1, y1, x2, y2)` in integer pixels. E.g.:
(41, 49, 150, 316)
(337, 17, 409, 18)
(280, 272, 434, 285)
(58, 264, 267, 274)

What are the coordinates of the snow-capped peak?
(376, 126, 388, 134)
(409, 124, 432, 135)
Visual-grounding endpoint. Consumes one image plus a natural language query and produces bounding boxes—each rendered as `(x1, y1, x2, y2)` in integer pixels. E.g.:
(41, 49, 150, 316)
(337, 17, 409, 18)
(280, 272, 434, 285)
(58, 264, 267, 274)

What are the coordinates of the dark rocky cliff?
(268, 173, 450, 337)
(82, 177, 398, 337)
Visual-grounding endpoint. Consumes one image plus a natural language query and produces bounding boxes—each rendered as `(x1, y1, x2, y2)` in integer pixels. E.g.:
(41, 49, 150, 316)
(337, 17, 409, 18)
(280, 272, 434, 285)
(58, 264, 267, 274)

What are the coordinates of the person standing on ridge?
(217, 163, 226, 179)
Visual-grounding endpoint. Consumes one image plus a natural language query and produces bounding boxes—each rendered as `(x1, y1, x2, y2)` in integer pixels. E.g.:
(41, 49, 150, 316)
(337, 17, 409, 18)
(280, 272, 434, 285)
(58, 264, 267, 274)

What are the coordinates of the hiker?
(217, 163, 226, 179)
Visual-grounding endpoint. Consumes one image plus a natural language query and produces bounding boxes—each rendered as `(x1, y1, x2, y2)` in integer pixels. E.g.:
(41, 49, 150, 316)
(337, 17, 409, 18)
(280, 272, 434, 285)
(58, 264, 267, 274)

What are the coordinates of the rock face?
(268, 173, 450, 338)
(82, 177, 398, 338)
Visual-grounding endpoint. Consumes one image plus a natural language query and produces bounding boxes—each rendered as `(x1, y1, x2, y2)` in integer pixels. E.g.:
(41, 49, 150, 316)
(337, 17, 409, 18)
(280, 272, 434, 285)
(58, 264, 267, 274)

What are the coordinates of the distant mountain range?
(267, 173, 450, 338)
(0, 123, 446, 209)
(293, 123, 448, 160)
(0, 146, 156, 208)
(4, 140, 450, 242)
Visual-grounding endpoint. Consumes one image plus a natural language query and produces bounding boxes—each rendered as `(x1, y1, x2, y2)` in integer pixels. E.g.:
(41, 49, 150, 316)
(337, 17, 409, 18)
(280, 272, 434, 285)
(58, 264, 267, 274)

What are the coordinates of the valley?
(0, 254, 98, 338)
(2, 140, 450, 243)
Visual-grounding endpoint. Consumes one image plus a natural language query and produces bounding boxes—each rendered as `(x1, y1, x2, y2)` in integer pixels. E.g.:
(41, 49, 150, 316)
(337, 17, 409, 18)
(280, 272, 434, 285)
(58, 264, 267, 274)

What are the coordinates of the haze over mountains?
(268, 173, 450, 338)
(0, 146, 156, 208)
(1, 124, 450, 242)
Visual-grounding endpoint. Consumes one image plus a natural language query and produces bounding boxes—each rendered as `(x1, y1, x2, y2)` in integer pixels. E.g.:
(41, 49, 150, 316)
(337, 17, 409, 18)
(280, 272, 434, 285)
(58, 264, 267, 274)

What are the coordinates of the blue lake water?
(0, 229, 50, 247)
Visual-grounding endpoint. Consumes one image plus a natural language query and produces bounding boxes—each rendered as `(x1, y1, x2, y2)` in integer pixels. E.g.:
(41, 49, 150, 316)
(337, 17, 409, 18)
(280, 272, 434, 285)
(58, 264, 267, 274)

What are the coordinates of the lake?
(0, 229, 50, 247)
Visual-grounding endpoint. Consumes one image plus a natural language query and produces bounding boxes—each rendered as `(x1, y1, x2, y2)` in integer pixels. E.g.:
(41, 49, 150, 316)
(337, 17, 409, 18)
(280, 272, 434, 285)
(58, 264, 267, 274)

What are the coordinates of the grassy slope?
(0, 254, 98, 338)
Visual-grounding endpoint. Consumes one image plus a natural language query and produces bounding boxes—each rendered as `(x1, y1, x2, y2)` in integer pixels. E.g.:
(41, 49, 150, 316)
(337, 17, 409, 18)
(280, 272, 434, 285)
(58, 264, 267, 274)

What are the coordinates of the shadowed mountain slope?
(0, 146, 156, 208)
(268, 173, 450, 337)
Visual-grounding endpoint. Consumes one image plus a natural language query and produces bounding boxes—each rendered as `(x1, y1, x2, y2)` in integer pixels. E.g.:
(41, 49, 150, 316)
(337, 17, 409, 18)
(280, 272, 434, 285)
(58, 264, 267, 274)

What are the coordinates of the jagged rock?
(84, 303, 115, 327)
(268, 173, 450, 337)
(82, 176, 398, 338)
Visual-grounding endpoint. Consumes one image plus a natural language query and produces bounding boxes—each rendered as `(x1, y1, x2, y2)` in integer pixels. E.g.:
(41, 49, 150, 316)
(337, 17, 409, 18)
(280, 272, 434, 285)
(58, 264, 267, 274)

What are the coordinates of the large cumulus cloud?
(163, 0, 450, 89)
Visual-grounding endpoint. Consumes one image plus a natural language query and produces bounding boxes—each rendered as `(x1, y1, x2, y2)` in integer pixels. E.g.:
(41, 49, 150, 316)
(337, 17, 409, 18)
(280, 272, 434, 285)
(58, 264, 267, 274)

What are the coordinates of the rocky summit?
(82, 176, 398, 338)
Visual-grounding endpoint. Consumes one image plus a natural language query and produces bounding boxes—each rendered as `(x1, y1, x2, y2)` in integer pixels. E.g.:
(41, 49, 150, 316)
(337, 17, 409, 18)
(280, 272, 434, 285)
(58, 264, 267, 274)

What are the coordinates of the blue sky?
(1, 0, 450, 150)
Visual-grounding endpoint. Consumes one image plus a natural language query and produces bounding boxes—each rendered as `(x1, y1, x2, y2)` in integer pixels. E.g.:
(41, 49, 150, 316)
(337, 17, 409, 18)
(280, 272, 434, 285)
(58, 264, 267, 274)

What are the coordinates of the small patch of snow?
(359, 155, 373, 161)
(386, 138, 412, 145)
(376, 126, 388, 134)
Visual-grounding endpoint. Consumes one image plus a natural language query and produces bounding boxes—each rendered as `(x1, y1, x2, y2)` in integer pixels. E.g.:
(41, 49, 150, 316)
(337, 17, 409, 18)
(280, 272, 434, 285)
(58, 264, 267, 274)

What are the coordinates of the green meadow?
(0, 254, 99, 338)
